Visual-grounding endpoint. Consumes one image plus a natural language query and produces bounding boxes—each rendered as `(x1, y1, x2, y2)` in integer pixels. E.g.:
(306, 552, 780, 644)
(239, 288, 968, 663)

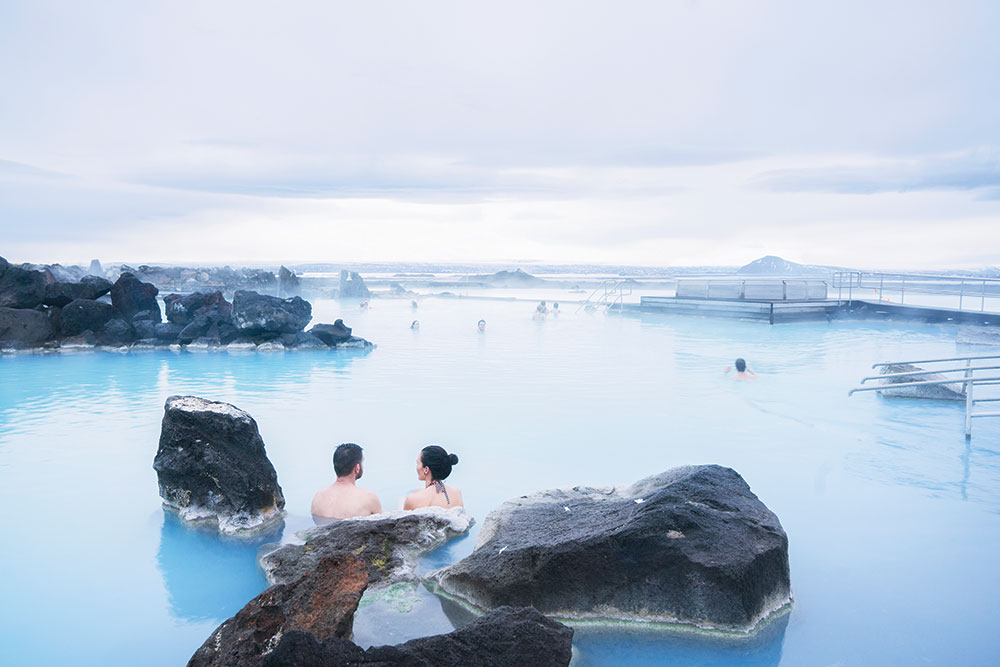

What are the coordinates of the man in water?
(724, 357, 757, 380)
(477, 319, 486, 332)
(311, 443, 383, 521)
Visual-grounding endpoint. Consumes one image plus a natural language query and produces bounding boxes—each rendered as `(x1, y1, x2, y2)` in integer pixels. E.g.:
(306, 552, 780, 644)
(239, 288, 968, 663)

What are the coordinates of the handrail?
(872, 354, 1000, 368)
(847, 375, 1000, 396)
(859, 365, 1000, 383)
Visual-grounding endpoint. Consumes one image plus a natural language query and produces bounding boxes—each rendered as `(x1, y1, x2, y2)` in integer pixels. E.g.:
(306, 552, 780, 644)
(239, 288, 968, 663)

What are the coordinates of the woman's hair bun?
(448, 453, 459, 465)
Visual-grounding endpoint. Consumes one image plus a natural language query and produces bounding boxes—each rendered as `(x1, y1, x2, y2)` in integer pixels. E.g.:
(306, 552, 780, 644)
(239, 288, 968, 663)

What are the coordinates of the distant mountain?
(466, 268, 549, 286)
(737, 256, 832, 276)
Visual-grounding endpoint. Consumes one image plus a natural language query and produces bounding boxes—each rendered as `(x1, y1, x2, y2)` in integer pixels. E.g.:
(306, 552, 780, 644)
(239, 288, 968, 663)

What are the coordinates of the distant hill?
(467, 268, 549, 286)
(737, 256, 831, 276)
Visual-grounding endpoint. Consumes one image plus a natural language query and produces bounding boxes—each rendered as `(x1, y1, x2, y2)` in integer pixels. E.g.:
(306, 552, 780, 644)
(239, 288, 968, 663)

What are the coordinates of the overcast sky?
(1, 1, 998, 269)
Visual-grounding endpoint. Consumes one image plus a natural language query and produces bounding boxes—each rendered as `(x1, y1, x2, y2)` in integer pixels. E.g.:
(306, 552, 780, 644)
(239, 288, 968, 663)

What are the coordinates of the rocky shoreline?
(0, 256, 372, 353)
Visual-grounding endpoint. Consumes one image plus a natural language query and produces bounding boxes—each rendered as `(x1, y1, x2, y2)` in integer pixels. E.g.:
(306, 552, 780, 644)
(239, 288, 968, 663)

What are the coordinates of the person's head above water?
(410, 320, 420, 330)
(735, 358, 747, 373)
(477, 319, 486, 331)
(418, 445, 459, 481)
(333, 442, 364, 479)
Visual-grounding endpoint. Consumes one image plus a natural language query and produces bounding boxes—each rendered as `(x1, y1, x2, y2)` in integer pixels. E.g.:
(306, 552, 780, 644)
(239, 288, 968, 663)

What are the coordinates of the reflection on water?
(156, 510, 280, 622)
(572, 611, 790, 667)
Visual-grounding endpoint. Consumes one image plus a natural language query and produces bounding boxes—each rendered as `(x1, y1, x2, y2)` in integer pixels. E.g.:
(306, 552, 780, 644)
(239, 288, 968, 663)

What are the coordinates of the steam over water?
(2, 297, 999, 665)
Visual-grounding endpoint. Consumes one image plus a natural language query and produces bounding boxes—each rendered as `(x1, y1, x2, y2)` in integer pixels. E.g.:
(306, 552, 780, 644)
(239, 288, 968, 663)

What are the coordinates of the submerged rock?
(876, 363, 965, 400)
(0, 266, 47, 309)
(111, 272, 161, 322)
(957, 325, 1000, 346)
(262, 606, 573, 667)
(231, 290, 311, 334)
(43, 276, 113, 307)
(338, 270, 371, 299)
(0, 306, 54, 346)
(430, 465, 791, 633)
(153, 396, 285, 535)
(261, 508, 474, 587)
(188, 554, 369, 667)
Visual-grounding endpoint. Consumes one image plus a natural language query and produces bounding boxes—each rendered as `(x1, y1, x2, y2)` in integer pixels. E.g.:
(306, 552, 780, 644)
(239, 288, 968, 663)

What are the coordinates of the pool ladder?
(576, 279, 632, 313)
(848, 354, 1000, 438)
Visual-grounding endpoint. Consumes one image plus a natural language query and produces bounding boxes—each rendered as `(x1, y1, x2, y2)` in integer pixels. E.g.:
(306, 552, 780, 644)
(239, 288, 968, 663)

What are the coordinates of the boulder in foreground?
(0, 307, 54, 345)
(262, 606, 573, 667)
(431, 465, 791, 632)
(260, 507, 473, 587)
(153, 396, 285, 535)
(188, 554, 368, 667)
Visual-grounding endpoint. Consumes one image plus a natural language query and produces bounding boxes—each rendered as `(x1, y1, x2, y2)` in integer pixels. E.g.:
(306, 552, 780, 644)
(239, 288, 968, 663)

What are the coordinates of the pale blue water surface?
(2, 296, 1000, 665)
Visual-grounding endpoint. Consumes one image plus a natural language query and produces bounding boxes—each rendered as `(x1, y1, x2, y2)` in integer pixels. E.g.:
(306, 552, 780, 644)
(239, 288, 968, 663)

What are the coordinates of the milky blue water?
(2, 296, 1000, 666)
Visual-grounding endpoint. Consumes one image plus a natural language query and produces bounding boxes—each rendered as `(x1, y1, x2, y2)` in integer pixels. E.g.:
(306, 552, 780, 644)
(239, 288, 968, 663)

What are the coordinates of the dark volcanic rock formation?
(98, 318, 134, 346)
(153, 396, 285, 535)
(0, 307, 54, 345)
(232, 290, 312, 334)
(0, 255, 8, 278)
(469, 268, 548, 287)
(308, 319, 352, 346)
(0, 265, 47, 308)
(59, 298, 116, 336)
(111, 272, 161, 321)
(338, 269, 371, 299)
(188, 554, 369, 667)
(43, 276, 113, 307)
(260, 508, 474, 587)
(164, 291, 232, 326)
(277, 265, 300, 296)
(431, 465, 791, 632)
(262, 606, 574, 667)
(876, 363, 965, 400)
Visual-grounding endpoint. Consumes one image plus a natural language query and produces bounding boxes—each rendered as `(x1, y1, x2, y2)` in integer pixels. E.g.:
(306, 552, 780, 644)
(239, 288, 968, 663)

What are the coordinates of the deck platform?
(631, 296, 1000, 325)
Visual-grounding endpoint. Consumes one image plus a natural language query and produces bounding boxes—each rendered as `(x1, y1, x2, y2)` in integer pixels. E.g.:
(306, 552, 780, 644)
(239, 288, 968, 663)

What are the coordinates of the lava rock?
(178, 314, 213, 344)
(111, 272, 161, 322)
(231, 290, 311, 334)
(98, 318, 134, 346)
(61, 331, 100, 347)
(309, 319, 352, 346)
(153, 395, 285, 535)
(164, 291, 233, 326)
(60, 299, 115, 337)
(131, 308, 160, 323)
(217, 322, 240, 345)
(261, 508, 474, 587)
(263, 606, 573, 667)
(0, 255, 8, 279)
(876, 363, 965, 400)
(0, 266, 47, 309)
(43, 276, 113, 307)
(154, 321, 184, 343)
(0, 306, 54, 345)
(430, 465, 791, 633)
(338, 270, 371, 299)
(88, 259, 104, 277)
(286, 332, 328, 350)
(278, 265, 300, 297)
(956, 325, 1000, 346)
(189, 554, 369, 667)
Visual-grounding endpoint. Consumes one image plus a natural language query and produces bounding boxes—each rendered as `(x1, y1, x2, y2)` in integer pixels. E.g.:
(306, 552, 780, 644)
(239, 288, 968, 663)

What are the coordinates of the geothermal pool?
(2, 297, 999, 665)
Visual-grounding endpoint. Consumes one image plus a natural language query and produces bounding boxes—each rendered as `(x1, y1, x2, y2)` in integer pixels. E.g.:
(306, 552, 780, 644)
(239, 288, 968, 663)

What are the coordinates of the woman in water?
(403, 445, 464, 509)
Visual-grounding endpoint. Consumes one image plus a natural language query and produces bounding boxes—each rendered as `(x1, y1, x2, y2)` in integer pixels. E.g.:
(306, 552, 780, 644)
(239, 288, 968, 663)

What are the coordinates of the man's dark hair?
(735, 358, 747, 372)
(333, 443, 364, 477)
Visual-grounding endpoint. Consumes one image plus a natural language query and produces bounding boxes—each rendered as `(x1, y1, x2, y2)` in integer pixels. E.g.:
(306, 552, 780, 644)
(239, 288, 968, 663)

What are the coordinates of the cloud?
(751, 151, 1000, 195)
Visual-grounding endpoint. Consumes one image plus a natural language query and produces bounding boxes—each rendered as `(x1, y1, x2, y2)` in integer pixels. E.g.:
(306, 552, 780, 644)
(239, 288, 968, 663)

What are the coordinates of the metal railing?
(848, 354, 1000, 437)
(835, 271, 1000, 312)
(577, 279, 632, 313)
